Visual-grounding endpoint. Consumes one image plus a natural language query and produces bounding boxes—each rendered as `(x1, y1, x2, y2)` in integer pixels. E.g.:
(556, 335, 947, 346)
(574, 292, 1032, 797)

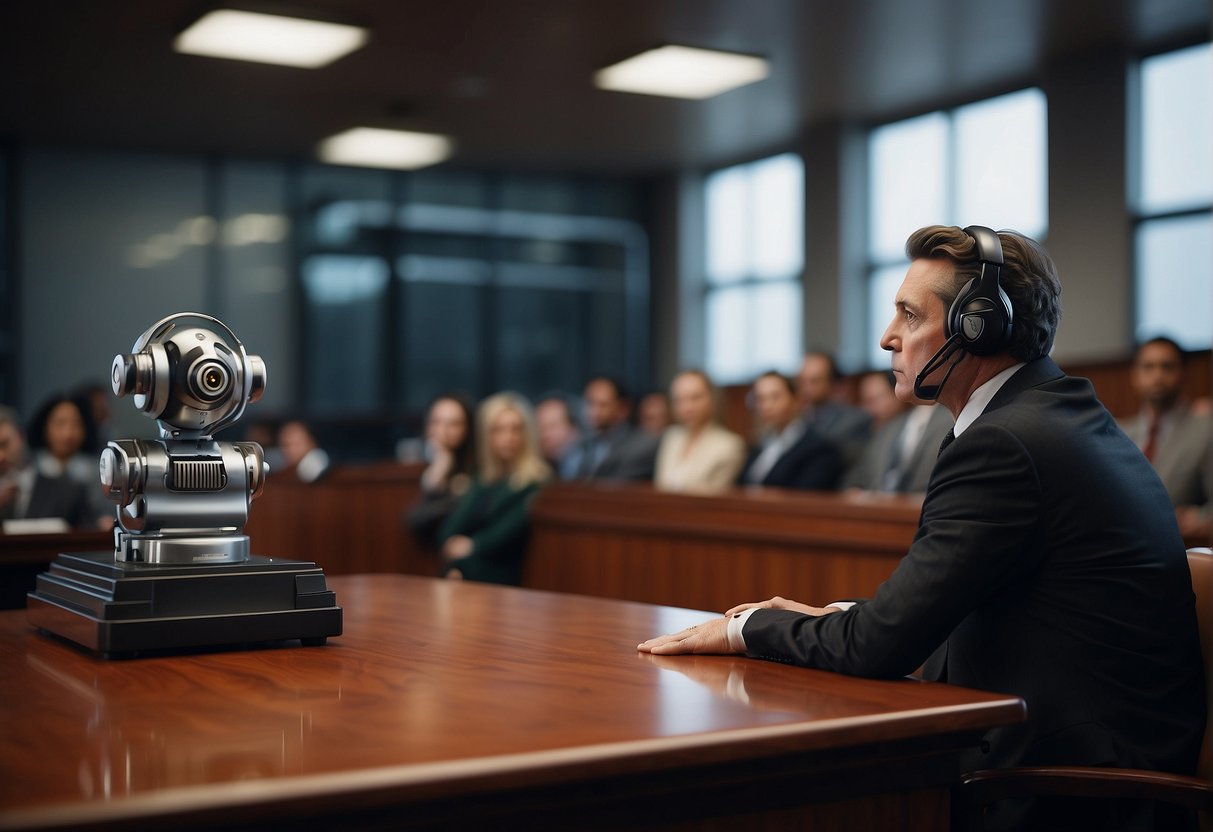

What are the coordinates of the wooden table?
(0, 575, 1024, 831)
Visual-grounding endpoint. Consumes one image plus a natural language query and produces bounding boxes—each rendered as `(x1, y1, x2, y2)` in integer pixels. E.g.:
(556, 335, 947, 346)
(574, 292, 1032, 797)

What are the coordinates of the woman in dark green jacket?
(437, 392, 551, 585)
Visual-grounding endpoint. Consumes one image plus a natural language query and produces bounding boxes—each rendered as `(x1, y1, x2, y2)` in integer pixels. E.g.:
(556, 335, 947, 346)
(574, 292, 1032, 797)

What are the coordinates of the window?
(703, 153, 803, 384)
(1133, 43, 1212, 350)
(866, 89, 1047, 367)
(300, 169, 650, 423)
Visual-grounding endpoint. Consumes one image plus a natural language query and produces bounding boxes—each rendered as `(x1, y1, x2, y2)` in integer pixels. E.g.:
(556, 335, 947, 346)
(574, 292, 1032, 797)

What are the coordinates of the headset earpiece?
(945, 225, 1013, 356)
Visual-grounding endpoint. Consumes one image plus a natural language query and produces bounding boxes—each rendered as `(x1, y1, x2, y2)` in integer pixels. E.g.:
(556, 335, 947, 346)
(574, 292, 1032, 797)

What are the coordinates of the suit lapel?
(983, 357, 1065, 414)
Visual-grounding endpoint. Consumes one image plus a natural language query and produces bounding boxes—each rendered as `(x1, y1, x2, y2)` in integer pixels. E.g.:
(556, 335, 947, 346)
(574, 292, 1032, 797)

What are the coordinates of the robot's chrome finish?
(104, 313, 268, 564)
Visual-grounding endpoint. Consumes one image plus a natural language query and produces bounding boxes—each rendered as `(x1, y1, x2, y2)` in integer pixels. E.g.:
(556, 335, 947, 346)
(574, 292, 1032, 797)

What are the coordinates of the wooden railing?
(524, 483, 921, 612)
(244, 461, 435, 577)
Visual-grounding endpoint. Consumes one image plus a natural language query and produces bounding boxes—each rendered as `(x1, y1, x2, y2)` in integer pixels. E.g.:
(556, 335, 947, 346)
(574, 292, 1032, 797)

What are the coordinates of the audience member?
(796, 352, 872, 468)
(856, 370, 905, 429)
(655, 370, 745, 494)
(637, 390, 672, 437)
(737, 371, 842, 490)
(244, 420, 284, 472)
(0, 405, 92, 529)
(70, 381, 113, 453)
(26, 394, 111, 528)
(438, 392, 551, 585)
(843, 401, 952, 494)
(1120, 336, 1211, 540)
(577, 376, 658, 481)
(276, 420, 331, 483)
(640, 225, 1203, 832)
(407, 393, 476, 549)
(535, 394, 583, 479)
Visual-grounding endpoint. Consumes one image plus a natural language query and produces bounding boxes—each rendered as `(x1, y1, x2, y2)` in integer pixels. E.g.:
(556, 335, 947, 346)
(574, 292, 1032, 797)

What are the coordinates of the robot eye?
(188, 359, 231, 403)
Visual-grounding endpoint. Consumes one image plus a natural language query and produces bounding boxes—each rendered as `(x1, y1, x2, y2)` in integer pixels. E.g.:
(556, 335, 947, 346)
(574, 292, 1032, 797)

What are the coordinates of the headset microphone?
(913, 333, 965, 400)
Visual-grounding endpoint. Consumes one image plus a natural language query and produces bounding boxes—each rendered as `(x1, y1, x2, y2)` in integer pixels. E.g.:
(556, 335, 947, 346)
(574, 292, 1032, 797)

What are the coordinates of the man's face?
(584, 380, 623, 433)
(858, 373, 904, 425)
(753, 376, 795, 431)
(536, 400, 575, 459)
(796, 356, 832, 408)
(0, 422, 25, 477)
(1132, 341, 1185, 410)
(880, 258, 952, 404)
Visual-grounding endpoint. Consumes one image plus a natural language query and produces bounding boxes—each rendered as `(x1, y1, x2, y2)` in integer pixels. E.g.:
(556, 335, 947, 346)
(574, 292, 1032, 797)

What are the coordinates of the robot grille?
(169, 460, 228, 491)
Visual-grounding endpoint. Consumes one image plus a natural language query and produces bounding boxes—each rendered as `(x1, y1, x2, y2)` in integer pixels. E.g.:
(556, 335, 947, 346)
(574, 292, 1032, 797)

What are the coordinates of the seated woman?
(438, 392, 551, 585)
(654, 369, 746, 494)
(406, 393, 475, 549)
(27, 394, 112, 529)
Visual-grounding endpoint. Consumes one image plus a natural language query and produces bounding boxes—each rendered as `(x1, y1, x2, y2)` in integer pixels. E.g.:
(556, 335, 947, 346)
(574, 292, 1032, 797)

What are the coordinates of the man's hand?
(637, 616, 733, 655)
(637, 597, 842, 656)
(725, 596, 841, 617)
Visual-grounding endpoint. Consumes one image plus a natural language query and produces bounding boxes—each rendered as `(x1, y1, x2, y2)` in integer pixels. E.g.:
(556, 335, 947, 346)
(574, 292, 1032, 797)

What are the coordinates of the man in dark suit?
(0, 406, 92, 528)
(577, 376, 658, 482)
(640, 226, 1204, 832)
(796, 352, 872, 469)
(738, 371, 841, 490)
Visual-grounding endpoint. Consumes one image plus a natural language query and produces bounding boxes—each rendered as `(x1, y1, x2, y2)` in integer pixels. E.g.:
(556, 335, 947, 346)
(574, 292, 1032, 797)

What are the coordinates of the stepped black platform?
(27, 551, 342, 657)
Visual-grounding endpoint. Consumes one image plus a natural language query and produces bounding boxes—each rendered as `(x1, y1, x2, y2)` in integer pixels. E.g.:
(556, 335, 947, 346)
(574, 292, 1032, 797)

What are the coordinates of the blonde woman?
(654, 370, 746, 494)
(438, 392, 552, 585)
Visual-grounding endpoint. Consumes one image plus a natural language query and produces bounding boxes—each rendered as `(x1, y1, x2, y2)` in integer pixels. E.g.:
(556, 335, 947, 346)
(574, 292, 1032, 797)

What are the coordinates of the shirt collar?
(953, 362, 1026, 438)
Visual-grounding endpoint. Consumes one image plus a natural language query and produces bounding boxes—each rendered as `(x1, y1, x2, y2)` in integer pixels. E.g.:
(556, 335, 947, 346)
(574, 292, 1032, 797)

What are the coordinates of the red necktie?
(1142, 417, 1160, 463)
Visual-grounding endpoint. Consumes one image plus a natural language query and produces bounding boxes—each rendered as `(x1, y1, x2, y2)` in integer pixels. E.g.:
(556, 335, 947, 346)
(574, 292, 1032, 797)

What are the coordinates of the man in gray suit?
(1120, 336, 1211, 541)
(577, 377, 659, 482)
(843, 401, 953, 493)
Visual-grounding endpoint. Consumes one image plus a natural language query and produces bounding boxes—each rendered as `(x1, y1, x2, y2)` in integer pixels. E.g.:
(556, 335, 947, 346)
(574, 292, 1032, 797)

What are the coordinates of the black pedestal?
(26, 551, 343, 657)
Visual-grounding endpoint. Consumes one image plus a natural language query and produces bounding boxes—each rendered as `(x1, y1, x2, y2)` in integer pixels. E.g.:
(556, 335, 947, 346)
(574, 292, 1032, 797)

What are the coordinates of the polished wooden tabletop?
(0, 574, 1024, 830)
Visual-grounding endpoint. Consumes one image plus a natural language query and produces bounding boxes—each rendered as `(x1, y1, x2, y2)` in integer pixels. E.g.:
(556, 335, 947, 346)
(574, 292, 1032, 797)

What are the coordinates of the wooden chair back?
(1188, 547, 1212, 783)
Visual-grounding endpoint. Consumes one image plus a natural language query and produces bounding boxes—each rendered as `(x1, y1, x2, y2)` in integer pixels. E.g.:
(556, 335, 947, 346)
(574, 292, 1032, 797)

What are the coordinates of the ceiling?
(0, 0, 1208, 175)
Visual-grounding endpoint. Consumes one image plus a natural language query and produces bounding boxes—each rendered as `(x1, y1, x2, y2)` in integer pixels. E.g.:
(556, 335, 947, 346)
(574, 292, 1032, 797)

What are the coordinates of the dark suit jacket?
(737, 426, 843, 490)
(20, 473, 93, 528)
(804, 401, 872, 469)
(583, 425, 659, 482)
(744, 359, 1204, 830)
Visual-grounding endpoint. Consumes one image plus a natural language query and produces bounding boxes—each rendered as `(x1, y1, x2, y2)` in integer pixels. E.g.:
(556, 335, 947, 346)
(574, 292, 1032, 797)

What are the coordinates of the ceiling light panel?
(174, 10, 368, 69)
(318, 128, 453, 170)
(594, 45, 769, 99)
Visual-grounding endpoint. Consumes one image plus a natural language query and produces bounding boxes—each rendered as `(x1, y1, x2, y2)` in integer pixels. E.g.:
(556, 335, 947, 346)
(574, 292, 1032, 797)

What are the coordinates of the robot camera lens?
(189, 359, 231, 402)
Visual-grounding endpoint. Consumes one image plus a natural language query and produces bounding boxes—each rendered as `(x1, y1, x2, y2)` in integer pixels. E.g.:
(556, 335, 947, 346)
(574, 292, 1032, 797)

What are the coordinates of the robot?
(27, 313, 341, 656)
(102, 313, 268, 564)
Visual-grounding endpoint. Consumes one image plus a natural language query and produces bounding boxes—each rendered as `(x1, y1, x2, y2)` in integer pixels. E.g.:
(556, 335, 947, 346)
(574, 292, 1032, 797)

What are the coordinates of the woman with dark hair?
(406, 393, 476, 550)
(27, 394, 111, 529)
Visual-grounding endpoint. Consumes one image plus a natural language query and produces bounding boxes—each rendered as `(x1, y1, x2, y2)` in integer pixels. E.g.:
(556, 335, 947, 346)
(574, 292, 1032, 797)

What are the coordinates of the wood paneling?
(0, 574, 1025, 831)
(525, 483, 922, 612)
(244, 461, 437, 577)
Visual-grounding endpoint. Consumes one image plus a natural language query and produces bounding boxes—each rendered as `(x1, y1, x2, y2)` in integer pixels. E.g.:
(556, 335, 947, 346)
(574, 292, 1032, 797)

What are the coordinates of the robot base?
(26, 551, 342, 657)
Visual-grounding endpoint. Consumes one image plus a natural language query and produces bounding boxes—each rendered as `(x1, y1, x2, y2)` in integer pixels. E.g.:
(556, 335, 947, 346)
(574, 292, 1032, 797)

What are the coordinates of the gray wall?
(19, 148, 294, 439)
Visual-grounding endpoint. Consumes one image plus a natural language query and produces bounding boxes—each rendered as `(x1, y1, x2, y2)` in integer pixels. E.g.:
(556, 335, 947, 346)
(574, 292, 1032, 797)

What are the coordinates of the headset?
(913, 225, 1014, 400)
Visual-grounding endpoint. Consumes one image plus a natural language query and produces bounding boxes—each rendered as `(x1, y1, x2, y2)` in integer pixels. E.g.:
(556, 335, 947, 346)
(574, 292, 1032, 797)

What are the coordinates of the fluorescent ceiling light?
(174, 10, 368, 68)
(594, 45, 769, 100)
(318, 128, 453, 170)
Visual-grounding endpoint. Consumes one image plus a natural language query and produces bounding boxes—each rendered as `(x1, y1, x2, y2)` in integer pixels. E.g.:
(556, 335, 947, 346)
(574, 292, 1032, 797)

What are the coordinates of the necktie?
(1142, 417, 1160, 463)
(938, 429, 956, 457)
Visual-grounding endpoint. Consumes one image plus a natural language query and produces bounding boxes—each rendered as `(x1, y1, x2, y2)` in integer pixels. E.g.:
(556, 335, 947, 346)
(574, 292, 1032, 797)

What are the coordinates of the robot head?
(111, 313, 266, 439)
